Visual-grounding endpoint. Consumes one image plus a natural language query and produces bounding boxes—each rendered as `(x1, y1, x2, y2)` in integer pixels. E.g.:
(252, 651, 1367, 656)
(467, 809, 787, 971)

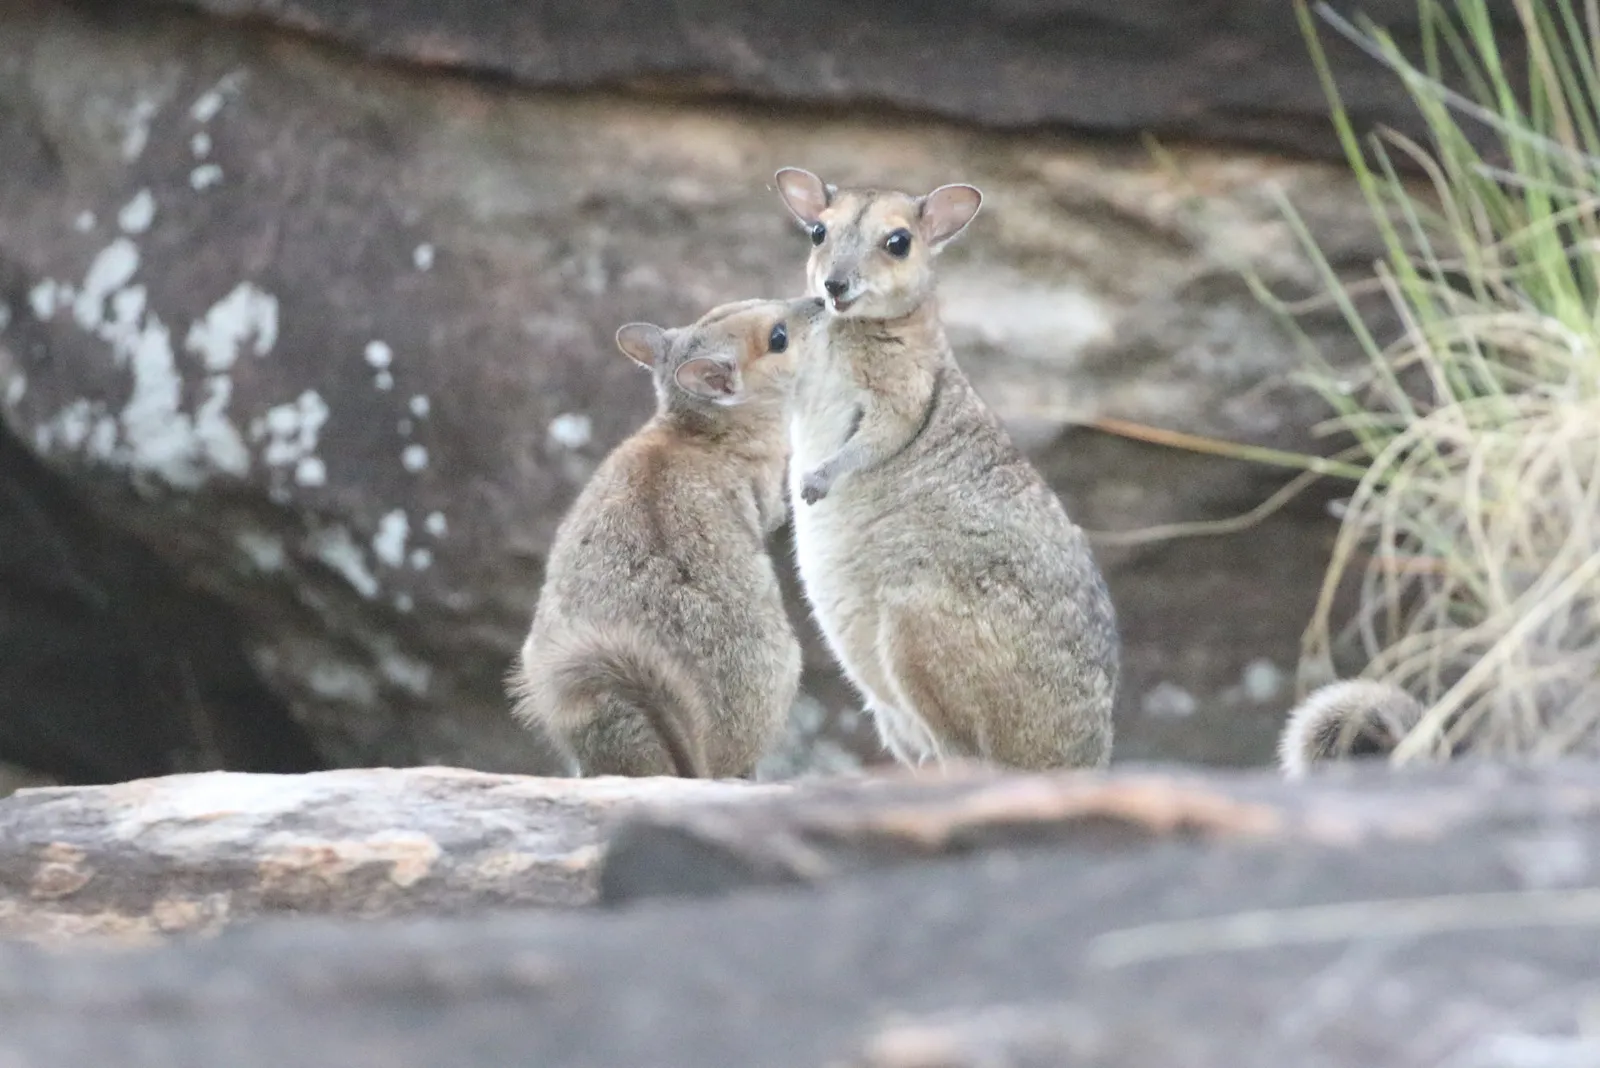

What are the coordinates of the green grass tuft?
(1248, 0, 1600, 762)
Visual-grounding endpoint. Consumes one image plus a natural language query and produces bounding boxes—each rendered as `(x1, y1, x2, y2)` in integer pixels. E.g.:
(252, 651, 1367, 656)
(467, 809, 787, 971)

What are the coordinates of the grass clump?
(1252, 0, 1600, 763)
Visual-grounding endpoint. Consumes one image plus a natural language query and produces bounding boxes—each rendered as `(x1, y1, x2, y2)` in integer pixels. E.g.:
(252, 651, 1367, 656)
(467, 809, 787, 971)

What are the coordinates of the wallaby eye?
(808, 222, 827, 246)
(884, 229, 913, 258)
(768, 322, 788, 353)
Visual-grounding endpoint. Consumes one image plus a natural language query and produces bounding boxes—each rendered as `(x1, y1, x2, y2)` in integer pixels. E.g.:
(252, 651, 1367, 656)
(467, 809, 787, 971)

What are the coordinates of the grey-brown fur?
(772, 168, 1119, 770)
(509, 296, 827, 778)
(1277, 679, 1447, 778)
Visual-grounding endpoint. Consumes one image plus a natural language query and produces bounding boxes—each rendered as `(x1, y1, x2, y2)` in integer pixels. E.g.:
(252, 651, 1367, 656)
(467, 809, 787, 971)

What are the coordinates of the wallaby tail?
(1277, 679, 1430, 779)
(511, 623, 711, 778)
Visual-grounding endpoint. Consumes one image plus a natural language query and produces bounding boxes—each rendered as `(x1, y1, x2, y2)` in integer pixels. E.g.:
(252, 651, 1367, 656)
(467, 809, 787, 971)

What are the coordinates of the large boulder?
(0, 0, 1396, 780)
(0, 760, 1595, 1067)
(135, 0, 1524, 161)
(0, 767, 783, 944)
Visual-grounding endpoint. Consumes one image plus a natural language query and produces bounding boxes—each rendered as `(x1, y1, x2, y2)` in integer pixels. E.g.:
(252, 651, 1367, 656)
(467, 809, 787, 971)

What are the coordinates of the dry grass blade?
(1270, 0, 1600, 764)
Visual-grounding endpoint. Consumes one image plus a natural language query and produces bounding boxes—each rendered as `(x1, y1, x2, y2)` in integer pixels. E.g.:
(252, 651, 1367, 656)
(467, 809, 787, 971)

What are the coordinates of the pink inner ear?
(676, 357, 739, 398)
(921, 185, 982, 245)
(777, 168, 829, 225)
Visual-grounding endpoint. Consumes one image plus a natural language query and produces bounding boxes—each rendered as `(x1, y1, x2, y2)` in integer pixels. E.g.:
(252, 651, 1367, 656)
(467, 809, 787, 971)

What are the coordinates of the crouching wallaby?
(771, 167, 1119, 770)
(509, 296, 827, 778)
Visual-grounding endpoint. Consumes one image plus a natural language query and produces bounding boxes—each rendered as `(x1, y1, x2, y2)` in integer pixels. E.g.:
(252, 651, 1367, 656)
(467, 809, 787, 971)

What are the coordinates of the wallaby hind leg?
(879, 606, 987, 763)
(869, 697, 942, 767)
(568, 698, 683, 777)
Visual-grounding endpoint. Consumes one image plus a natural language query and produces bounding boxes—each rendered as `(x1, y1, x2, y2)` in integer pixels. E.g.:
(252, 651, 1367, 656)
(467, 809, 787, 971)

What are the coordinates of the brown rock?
(130, 0, 1526, 161)
(0, 767, 784, 945)
(0, 0, 1391, 779)
(599, 759, 1600, 903)
(0, 761, 1596, 1067)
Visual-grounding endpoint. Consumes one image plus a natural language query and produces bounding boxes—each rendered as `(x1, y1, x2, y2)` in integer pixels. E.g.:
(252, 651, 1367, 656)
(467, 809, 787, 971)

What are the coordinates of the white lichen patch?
(192, 375, 250, 476)
(190, 71, 246, 124)
(74, 211, 97, 233)
(73, 239, 140, 331)
(234, 529, 286, 572)
(190, 131, 212, 158)
(408, 395, 430, 418)
(1141, 681, 1198, 719)
(306, 662, 377, 706)
(189, 164, 224, 191)
(118, 97, 163, 163)
(363, 340, 393, 369)
(30, 234, 260, 486)
(253, 389, 329, 470)
(401, 444, 429, 472)
(295, 456, 326, 487)
(4, 375, 25, 408)
(412, 243, 435, 271)
(372, 509, 409, 568)
(408, 547, 432, 571)
(424, 511, 448, 538)
(547, 412, 592, 450)
(1241, 658, 1285, 704)
(185, 282, 279, 371)
(378, 650, 431, 696)
(118, 189, 157, 234)
(308, 525, 380, 599)
(28, 279, 63, 320)
(374, 371, 394, 391)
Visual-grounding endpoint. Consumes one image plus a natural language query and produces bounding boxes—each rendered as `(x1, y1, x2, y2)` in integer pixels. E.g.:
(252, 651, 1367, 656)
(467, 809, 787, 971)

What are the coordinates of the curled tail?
(1277, 679, 1434, 778)
(510, 623, 711, 779)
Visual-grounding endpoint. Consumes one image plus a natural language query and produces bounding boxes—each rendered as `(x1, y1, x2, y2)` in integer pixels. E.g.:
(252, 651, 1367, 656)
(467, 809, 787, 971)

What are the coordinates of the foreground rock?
(0, 0, 1388, 780)
(600, 758, 1600, 902)
(1, 761, 1596, 1067)
(0, 767, 781, 944)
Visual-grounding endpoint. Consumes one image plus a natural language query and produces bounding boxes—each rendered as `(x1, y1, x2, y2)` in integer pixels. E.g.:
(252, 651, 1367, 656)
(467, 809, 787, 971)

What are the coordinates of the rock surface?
(600, 759, 1600, 903)
(135, 0, 1525, 160)
(0, 0, 1396, 779)
(0, 767, 781, 944)
(1, 761, 1597, 1067)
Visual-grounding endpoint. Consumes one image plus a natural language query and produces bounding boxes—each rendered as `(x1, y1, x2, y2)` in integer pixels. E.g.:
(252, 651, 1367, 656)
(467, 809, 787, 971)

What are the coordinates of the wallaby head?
(773, 167, 982, 320)
(615, 295, 827, 414)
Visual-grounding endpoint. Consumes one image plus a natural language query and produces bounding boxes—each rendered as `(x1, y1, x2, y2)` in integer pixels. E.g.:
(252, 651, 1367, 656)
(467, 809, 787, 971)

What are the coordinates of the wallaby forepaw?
(800, 467, 831, 505)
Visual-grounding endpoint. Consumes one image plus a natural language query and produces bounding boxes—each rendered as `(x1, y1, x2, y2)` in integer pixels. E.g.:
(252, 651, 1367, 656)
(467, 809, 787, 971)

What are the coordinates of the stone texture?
(133, 0, 1526, 161)
(600, 758, 1600, 903)
(0, 767, 782, 944)
(1, 761, 1597, 1067)
(0, 0, 1394, 779)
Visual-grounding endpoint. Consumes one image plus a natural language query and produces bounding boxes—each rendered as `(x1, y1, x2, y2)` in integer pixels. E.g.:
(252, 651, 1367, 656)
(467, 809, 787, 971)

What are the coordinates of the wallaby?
(771, 167, 1119, 770)
(509, 295, 827, 778)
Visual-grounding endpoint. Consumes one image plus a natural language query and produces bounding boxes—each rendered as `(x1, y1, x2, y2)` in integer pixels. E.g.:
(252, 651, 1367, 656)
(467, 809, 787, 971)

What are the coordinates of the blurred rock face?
(0, 0, 1387, 780)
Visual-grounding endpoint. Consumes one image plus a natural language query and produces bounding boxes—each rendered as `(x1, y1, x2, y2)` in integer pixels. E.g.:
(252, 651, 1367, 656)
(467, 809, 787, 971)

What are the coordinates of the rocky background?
(0, 0, 1524, 785)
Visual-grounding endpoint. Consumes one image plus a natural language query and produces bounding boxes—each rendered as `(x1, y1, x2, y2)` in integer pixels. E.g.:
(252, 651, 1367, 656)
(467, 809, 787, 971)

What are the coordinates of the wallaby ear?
(774, 167, 833, 227)
(673, 355, 742, 403)
(918, 184, 983, 249)
(615, 322, 669, 369)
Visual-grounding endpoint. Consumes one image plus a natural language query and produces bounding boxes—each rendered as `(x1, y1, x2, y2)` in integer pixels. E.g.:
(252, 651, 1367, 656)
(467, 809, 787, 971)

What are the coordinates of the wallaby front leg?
(799, 394, 927, 505)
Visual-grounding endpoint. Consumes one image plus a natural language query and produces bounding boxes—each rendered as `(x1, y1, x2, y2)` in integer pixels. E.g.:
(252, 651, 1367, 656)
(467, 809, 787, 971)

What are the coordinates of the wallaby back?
(510, 295, 826, 778)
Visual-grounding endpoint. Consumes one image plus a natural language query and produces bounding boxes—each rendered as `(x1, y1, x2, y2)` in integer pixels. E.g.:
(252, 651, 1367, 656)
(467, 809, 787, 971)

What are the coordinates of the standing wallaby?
(509, 296, 827, 778)
(771, 167, 1119, 770)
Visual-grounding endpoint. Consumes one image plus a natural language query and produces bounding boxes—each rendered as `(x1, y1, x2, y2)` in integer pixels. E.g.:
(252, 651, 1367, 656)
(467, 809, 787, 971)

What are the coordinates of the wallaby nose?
(823, 277, 849, 299)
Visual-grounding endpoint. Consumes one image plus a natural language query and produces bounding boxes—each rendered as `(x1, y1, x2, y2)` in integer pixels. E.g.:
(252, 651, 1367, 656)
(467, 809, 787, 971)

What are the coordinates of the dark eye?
(768, 322, 788, 353)
(808, 222, 826, 246)
(884, 229, 912, 258)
